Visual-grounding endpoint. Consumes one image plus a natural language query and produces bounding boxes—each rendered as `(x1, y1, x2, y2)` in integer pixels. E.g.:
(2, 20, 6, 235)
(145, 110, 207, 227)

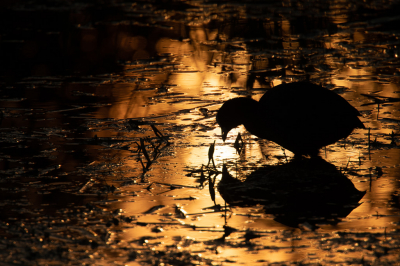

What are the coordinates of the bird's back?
(252, 82, 364, 155)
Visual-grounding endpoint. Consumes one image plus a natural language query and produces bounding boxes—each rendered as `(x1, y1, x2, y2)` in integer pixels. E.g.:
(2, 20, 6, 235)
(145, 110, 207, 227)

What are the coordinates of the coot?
(216, 82, 365, 156)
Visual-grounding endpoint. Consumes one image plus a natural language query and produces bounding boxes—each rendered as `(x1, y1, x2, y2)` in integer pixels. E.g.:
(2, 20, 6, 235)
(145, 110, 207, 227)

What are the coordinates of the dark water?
(1, 0, 400, 265)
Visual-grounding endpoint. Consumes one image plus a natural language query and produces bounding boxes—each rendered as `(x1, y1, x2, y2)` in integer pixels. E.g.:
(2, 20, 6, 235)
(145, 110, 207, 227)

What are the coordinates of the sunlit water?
(1, 0, 400, 265)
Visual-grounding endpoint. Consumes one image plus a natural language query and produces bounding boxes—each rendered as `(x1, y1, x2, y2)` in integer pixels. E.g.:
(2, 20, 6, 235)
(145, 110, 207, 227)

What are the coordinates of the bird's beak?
(221, 128, 228, 142)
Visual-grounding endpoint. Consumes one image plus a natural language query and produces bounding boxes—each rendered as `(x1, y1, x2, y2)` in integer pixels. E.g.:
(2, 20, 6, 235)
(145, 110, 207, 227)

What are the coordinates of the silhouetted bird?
(216, 82, 365, 156)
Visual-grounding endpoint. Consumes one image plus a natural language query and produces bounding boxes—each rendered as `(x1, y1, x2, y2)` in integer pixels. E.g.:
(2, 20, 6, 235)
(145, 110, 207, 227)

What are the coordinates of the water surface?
(1, 0, 400, 265)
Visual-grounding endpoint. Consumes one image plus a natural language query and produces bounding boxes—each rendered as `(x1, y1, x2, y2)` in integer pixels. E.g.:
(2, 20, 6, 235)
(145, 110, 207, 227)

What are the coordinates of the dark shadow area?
(0, 1, 192, 82)
(218, 158, 366, 228)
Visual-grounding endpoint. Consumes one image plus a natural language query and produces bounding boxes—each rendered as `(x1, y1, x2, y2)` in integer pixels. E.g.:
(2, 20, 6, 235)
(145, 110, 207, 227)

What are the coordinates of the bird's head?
(216, 97, 255, 142)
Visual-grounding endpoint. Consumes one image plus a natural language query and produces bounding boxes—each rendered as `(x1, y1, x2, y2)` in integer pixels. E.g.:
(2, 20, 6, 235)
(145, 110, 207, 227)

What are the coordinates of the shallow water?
(1, 0, 400, 265)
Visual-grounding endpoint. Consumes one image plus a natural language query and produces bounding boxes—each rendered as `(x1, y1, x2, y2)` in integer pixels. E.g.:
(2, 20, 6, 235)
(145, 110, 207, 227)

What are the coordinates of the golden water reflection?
(2, 1, 400, 265)
(88, 6, 400, 264)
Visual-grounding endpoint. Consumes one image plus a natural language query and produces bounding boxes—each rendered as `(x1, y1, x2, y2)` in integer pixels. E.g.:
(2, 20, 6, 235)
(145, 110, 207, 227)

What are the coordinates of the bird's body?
(216, 82, 365, 156)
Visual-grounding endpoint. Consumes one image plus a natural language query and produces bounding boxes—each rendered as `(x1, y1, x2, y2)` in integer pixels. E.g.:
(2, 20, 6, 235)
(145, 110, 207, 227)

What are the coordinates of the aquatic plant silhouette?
(361, 93, 400, 119)
(134, 124, 170, 174)
(207, 140, 216, 168)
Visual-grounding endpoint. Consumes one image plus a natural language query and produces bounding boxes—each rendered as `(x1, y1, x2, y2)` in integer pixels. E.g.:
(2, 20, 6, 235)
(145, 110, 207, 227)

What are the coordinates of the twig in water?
(199, 165, 206, 188)
(151, 124, 168, 143)
(390, 131, 396, 146)
(234, 133, 244, 155)
(208, 172, 216, 205)
(368, 128, 371, 153)
(369, 167, 372, 192)
(207, 140, 216, 168)
(140, 138, 151, 164)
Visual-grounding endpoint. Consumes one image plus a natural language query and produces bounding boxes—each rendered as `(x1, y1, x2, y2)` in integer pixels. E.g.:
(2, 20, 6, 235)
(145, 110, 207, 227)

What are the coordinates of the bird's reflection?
(218, 158, 366, 228)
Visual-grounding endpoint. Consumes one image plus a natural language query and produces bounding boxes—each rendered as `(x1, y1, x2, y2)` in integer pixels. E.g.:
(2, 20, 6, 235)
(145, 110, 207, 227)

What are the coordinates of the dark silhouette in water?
(216, 82, 365, 156)
(218, 158, 366, 228)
